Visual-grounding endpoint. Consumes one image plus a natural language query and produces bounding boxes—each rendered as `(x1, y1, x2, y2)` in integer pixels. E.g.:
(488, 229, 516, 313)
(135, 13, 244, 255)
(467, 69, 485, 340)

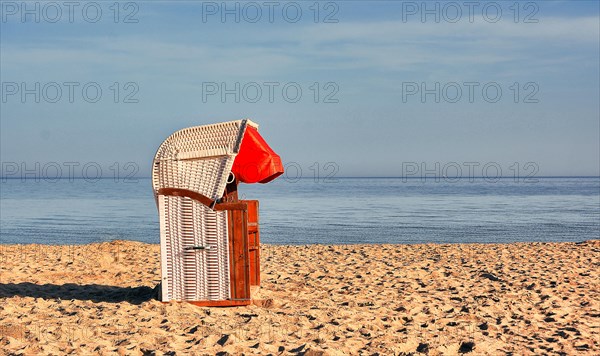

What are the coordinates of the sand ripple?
(1, 240, 599, 355)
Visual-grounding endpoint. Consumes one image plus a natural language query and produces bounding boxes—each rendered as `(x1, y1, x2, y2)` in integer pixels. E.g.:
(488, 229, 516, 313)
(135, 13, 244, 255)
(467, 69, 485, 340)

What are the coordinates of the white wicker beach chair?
(152, 119, 260, 306)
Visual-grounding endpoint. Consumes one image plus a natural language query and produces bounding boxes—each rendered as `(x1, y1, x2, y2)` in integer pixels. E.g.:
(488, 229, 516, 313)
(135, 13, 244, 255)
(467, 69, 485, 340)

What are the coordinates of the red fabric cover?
(232, 126, 283, 184)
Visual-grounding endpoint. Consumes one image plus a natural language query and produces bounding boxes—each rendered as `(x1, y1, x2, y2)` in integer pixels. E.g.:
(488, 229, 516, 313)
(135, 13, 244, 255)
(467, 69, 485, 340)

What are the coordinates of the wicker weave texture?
(158, 195, 230, 301)
(152, 120, 248, 199)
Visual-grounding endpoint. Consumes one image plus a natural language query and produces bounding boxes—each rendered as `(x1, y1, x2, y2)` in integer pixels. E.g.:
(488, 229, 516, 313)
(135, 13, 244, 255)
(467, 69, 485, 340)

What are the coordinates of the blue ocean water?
(0, 177, 598, 245)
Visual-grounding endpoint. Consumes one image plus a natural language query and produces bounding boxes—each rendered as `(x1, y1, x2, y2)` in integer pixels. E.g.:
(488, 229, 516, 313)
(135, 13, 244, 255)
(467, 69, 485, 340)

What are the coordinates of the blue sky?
(1, 1, 599, 177)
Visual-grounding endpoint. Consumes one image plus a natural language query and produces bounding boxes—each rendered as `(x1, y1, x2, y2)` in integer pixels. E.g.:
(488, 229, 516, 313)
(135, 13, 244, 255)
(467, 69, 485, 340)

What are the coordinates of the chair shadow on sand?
(0, 282, 158, 304)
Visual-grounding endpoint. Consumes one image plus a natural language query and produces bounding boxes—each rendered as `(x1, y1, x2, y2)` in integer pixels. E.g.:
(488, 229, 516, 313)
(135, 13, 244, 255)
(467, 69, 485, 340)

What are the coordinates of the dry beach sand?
(1, 240, 599, 355)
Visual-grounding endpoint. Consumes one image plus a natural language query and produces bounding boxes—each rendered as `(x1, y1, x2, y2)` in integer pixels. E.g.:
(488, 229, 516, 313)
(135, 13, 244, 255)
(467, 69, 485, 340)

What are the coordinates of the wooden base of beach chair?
(161, 300, 252, 307)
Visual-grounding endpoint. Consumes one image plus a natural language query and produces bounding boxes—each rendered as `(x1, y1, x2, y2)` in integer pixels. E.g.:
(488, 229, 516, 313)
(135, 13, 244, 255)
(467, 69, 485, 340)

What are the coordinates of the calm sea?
(1, 177, 598, 245)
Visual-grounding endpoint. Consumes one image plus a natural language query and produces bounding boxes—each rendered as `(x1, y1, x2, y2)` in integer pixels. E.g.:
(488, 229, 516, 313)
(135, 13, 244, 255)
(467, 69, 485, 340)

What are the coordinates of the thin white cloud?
(1, 16, 597, 79)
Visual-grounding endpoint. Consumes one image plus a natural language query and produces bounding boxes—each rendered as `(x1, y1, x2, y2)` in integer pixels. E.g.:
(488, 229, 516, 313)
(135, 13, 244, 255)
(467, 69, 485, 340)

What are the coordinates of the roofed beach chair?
(152, 119, 283, 306)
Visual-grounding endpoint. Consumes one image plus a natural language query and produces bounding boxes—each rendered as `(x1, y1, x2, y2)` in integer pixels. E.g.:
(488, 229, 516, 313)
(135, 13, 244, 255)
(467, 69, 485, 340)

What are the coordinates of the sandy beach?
(0, 240, 598, 355)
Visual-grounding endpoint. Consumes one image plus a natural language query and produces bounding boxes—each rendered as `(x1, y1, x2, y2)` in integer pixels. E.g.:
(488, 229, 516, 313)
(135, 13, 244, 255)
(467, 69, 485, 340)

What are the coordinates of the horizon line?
(2, 176, 600, 180)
